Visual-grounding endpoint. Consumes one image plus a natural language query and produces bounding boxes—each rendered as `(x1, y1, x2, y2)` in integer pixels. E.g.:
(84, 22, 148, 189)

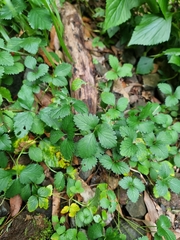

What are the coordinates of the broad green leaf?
(163, 48, 180, 56)
(155, 180, 168, 196)
(101, 92, 115, 106)
(39, 107, 60, 129)
(38, 196, 49, 209)
(50, 129, 64, 144)
(52, 76, 68, 87)
(120, 138, 137, 157)
(150, 140, 168, 160)
(73, 99, 88, 113)
(60, 139, 74, 160)
(169, 55, 180, 67)
(0, 134, 11, 151)
(111, 161, 129, 175)
(157, 215, 171, 229)
(74, 113, 99, 131)
(6, 37, 23, 51)
(4, 62, 24, 75)
(0, 151, 8, 168)
(5, 179, 22, 198)
(0, 66, 4, 78)
(168, 178, 180, 194)
(158, 0, 169, 18)
(97, 123, 117, 148)
(129, 14, 172, 46)
(105, 70, 118, 80)
(38, 185, 52, 198)
(116, 97, 129, 111)
(31, 116, 44, 135)
(54, 63, 72, 77)
(158, 83, 172, 95)
(14, 111, 34, 138)
(28, 8, 52, 30)
(119, 176, 132, 190)
(165, 94, 178, 107)
(77, 133, 97, 158)
(133, 178, 145, 192)
(174, 153, 180, 167)
(0, 169, 13, 192)
(103, 109, 120, 120)
(21, 37, 41, 54)
(138, 121, 154, 133)
(81, 157, 97, 172)
(54, 172, 65, 191)
(20, 164, 44, 184)
(87, 223, 103, 239)
(18, 84, 34, 110)
(99, 154, 113, 170)
(0, 51, 14, 66)
(156, 215, 176, 240)
(0, 87, 12, 102)
(174, 86, 180, 99)
(153, 113, 172, 127)
(109, 55, 120, 70)
(127, 186, 139, 203)
(27, 195, 38, 212)
(71, 78, 86, 91)
(27, 64, 49, 81)
(136, 57, 154, 74)
(24, 56, 37, 69)
(120, 126, 137, 138)
(29, 146, 43, 162)
(117, 64, 133, 77)
(51, 104, 70, 119)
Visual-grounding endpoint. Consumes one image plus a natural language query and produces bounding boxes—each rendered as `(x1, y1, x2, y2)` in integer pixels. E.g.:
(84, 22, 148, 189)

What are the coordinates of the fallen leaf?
(10, 195, 22, 217)
(144, 191, 159, 223)
(50, 26, 60, 51)
(35, 90, 52, 107)
(76, 175, 94, 203)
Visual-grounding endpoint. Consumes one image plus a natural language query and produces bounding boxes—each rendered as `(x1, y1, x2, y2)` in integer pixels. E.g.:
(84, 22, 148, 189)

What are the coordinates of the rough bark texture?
(60, 2, 97, 114)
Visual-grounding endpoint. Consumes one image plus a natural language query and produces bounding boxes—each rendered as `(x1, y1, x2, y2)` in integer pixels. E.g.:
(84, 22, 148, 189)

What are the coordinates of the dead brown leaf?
(35, 90, 52, 107)
(10, 195, 22, 217)
(144, 191, 159, 223)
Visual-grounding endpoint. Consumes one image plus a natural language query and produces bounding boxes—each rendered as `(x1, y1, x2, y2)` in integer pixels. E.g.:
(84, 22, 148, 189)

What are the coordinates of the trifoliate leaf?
(27, 64, 49, 81)
(27, 195, 38, 212)
(133, 178, 145, 192)
(101, 92, 115, 106)
(24, 56, 37, 69)
(120, 126, 137, 139)
(20, 164, 44, 184)
(71, 78, 86, 91)
(128, 14, 172, 46)
(119, 176, 133, 190)
(18, 84, 34, 110)
(0, 134, 11, 151)
(158, 83, 172, 95)
(153, 113, 172, 127)
(116, 97, 129, 112)
(28, 146, 43, 162)
(77, 133, 97, 158)
(0, 51, 14, 66)
(81, 157, 97, 172)
(165, 94, 178, 107)
(54, 172, 65, 191)
(4, 62, 24, 75)
(127, 187, 139, 203)
(21, 37, 41, 54)
(97, 123, 117, 149)
(120, 138, 137, 157)
(54, 63, 72, 77)
(168, 178, 180, 194)
(14, 111, 34, 138)
(136, 56, 154, 74)
(74, 113, 99, 131)
(28, 8, 52, 30)
(117, 63, 133, 77)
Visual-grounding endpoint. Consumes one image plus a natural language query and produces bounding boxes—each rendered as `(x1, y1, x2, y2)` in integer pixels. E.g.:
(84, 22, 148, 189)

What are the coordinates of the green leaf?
(71, 78, 86, 91)
(87, 223, 103, 239)
(0, 66, 4, 78)
(38, 196, 49, 209)
(50, 129, 64, 144)
(0, 151, 8, 168)
(52, 76, 68, 87)
(38, 185, 52, 198)
(20, 164, 44, 184)
(116, 97, 129, 111)
(54, 172, 65, 191)
(99, 154, 113, 170)
(24, 56, 37, 69)
(129, 14, 172, 46)
(109, 55, 120, 70)
(28, 8, 52, 30)
(156, 215, 176, 240)
(158, 0, 169, 18)
(0, 51, 14, 66)
(127, 187, 139, 203)
(136, 57, 154, 74)
(73, 99, 88, 113)
(27, 64, 49, 81)
(101, 92, 115, 106)
(39, 107, 60, 129)
(105, 70, 118, 80)
(18, 84, 34, 110)
(117, 64, 133, 77)
(0, 169, 13, 192)
(74, 113, 99, 131)
(31, 116, 44, 135)
(111, 161, 130, 175)
(120, 138, 137, 157)
(150, 140, 168, 160)
(168, 178, 180, 194)
(51, 105, 70, 119)
(27, 195, 38, 212)
(165, 95, 178, 107)
(5, 179, 22, 198)
(81, 157, 97, 172)
(133, 178, 145, 192)
(21, 37, 41, 54)
(120, 126, 137, 139)
(60, 139, 74, 160)
(155, 180, 168, 197)
(4, 62, 24, 75)
(174, 153, 180, 167)
(29, 146, 43, 162)
(174, 86, 180, 99)
(138, 121, 154, 133)
(0, 87, 12, 102)
(153, 113, 172, 127)
(77, 133, 98, 158)
(14, 111, 34, 138)
(97, 123, 117, 148)
(0, 134, 11, 151)
(158, 83, 172, 95)
(54, 63, 72, 77)
(119, 176, 132, 190)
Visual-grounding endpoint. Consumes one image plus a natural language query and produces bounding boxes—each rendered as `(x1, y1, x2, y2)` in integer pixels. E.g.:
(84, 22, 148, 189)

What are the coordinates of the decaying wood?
(60, 3, 97, 114)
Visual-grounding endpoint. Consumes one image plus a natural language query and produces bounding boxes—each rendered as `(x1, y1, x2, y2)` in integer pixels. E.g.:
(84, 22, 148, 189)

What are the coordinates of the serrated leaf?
(129, 14, 172, 46)
(0, 134, 11, 151)
(101, 92, 115, 106)
(0, 51, 14, 66)
(39, 107, 60, 129)
(73, 99, 88, 113)
(27, 64, 49, 81)
(28, 8, 52, 30)
(0, 87, 12, 102)
(155, 180, 168, 196)
(4, 62, 24, 75)
(14, 111, 34, 138)
(60, 139, 74, 160)
(38, 185, 52, 198)
(119, 176, 132, 190)
(0, 151, 8, 168)
(97, 123, 117, 148)
(153, 113, 172, 126)
(0, 66, 4, 78)
(158, 83, 172, 95)
(24, 56, 37, 69)
(120, 126, 137, 138)
(120, 138, 137, 157)
(116, 97, 129, 111)
(136, 56, 154, 74)
(109, 55, 120, 70)
(77, 133, 97, 158)
(5, 179, 22, 198)
(50, 129, 64, 144)
(111, 161, 129, 175)
(168, 178, 180, 194)
(99, 154, 113, 170)
(20, 164, 44, 184)
(165, 95, 178, 107)
(27, 195, 38, 212)
(52, 76, 68, 87)
(31, 116, 44, 135)
(105, 70, 118, 80)
(18, 84, 34, 110)
(54, 63, 72, 77)
(138, 121, 154, 133)
(29, 146, 43, 162)
(158, 0, 169, 18)
(174, 86, 180, 99)
(71, 78, 86, 91)
(21, 37, 41, 54)
(54, 172, 65, 191)
(127, 187, 139, 203)
(81, 157, 97, 172)
(133, 178, 145, 192)
(74, 113, 99, 131)
(51, 104, 70, 119)
(174, 153, 180, 167)
(117, 63, 133, 77)
(150, 140, 168, 160)
(87, 223, 103, 239)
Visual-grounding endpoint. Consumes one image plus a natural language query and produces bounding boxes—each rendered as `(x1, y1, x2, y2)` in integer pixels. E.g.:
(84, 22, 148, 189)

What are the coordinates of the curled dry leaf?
(10, 195, 22, 217)
(144, 191, 159, 223)
(76, 176, 94, 203)
(35, 90, 52, 107)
